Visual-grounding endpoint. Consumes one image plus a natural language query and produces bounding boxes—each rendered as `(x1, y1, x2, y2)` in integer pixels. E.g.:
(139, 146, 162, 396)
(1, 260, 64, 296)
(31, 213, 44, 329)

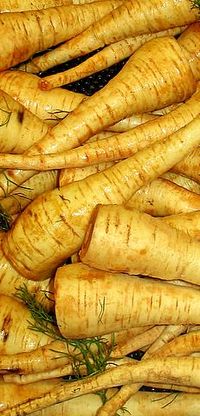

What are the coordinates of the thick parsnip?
(0, 1, 122, 70)
(55, 263, 200, 338)
(80, 204, 200, 285)
(26, 0, 199, 73)
(160, 211, 200, 241)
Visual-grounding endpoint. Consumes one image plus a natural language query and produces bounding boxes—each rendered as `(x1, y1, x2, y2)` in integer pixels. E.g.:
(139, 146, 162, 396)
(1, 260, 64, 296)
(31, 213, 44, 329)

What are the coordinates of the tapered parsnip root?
(0, 0, 89, 12)
(59, 163, 114, 185)
(3, 356, 200, 415)
(3, 114, 200, 280)
(80, 204, 200, 285)
(40, 26, 186, 88)
(55, 263, 200, 338)
(0, 295, 51, 354)
(0, 1, 122, 70)
(27, 0, 199, 73)
(126, 178, 200, 216)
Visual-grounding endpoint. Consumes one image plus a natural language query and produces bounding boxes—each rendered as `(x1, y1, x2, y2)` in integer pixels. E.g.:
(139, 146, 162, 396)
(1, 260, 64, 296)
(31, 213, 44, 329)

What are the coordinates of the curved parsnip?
(0, 1, 122, 71)
(80, 204, 200, 285)
(0, 295, 51, 354)
(59, 162, 114, 185)
(127, 178, 200, 216)
(27, 0, 199, 73)
(40, 26, 186, 87)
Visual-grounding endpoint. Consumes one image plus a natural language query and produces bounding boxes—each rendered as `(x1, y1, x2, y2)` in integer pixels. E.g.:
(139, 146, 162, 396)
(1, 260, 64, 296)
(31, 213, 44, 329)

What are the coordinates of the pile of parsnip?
(1, 0, 200, 415)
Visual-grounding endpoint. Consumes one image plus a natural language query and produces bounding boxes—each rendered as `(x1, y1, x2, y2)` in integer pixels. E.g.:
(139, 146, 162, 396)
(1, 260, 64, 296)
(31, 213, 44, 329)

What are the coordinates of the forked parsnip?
(80, 204, 200, 285)
(3, 356, 200, 415)
(0, 295, 51, 354)
(40, 26, 186, 87)
(0, 1, 122, 70)
(0, 71, 85, 122)
(26, 0, 199, 73)
(55, 263, 200, 338)
(127, 178, 200, 216)
(0, 170, 58, 215)
(3, 115, 200, 280)
(0, 90, 49, 153)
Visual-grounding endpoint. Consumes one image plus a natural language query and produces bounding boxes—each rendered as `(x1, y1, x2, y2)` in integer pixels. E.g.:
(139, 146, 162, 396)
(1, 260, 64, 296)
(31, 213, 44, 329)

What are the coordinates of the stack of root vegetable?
(1, 0, 200, 415)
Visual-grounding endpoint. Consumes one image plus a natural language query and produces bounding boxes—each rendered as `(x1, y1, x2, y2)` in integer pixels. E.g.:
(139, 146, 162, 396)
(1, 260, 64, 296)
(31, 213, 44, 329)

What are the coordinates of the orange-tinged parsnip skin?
(80, 204, 200, 285)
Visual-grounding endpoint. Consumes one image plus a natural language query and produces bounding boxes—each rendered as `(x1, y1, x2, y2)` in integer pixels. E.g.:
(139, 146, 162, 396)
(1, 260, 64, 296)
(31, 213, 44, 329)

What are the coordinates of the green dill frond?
(15, 285, 114, 381)
(0, 205, 11, 231)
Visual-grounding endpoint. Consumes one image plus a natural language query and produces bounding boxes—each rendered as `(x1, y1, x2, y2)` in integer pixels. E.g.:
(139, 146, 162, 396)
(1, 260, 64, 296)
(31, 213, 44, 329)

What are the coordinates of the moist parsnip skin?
(55, 263, 200, 338)
(27, 0, 199, 73)
(0, 1, 122, 70)
(80, 204, 200, 285)
(3, 115, 200, 280)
